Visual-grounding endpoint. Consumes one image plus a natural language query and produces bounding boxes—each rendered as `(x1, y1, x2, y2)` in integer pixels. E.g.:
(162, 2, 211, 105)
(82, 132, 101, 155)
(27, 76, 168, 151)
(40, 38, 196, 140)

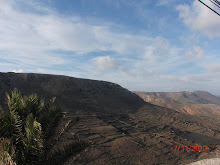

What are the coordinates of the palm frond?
(0, 89, 88, 165)
(40, 107, 64, 147)
(46, 141, 88, 165)
(0, 109, 23, 143)
(5, 89, 24, 119)
(23, 113, 43, 165)
(54, 117, 80, 144)
(23, 94, 44, 119)
(39, 97, 63, 138)
(5, 89, 21, 109)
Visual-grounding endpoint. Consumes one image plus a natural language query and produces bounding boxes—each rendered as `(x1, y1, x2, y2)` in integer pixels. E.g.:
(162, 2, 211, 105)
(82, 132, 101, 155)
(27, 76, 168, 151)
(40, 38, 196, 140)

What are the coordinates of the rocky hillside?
(0, 72, 145, 113)
(133, 91, 220, 118)
(1, 72, 220, 164)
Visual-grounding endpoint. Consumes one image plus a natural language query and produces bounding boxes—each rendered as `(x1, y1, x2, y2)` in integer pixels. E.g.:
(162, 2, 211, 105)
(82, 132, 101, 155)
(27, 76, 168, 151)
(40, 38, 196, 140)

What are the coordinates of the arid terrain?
(134, 91, 220, 119)
(1, 72, 220, 165)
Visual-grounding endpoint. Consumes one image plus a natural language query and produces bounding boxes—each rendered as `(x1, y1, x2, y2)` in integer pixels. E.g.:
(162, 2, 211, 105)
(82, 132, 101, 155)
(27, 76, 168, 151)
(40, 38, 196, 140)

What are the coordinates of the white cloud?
(191, 72, 220, 82)
(143, 37, 170, 61)
(93, 56, 118, 71)
(184, 46, 204, 59)
(157, 0, 176, 6)
(176, 0, 220, 37)
(34, 68, 83, 78)
(175, 72, 220, 83)
(0, 0, 179, 75)
(179, 76, 190, 83)
(0, 0, 153, 68)
(206, 63, 220, 72)
(0, 1, 182, 65)
(12, 69, 24, 73)
(0, 0, 153, 56)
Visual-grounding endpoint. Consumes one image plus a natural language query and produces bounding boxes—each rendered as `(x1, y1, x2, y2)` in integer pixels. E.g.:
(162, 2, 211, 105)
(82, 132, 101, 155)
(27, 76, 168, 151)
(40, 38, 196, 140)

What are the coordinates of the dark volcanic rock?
(0, 72, 145, 113)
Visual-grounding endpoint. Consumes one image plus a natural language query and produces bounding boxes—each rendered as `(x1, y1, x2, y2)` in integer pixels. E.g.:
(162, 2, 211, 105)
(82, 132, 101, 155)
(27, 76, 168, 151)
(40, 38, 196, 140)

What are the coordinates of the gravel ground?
(188, 158, 220, 165)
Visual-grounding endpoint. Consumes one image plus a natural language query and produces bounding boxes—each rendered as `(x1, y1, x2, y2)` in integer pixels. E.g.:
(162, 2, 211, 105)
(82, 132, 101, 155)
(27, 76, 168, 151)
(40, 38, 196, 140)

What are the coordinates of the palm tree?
(0, 89, 87, 165)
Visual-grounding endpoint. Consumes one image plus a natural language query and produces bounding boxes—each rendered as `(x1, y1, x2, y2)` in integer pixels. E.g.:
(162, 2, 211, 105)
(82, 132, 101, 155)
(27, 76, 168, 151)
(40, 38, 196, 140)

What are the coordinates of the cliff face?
(0, 72, 145, 113)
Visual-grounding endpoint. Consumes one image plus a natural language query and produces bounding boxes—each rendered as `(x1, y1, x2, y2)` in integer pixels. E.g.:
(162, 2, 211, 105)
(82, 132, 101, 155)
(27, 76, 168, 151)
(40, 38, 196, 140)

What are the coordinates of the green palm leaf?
(23, 94, 44, 119)
(0, 89, 88, 165)
(23, 113, 42, 165)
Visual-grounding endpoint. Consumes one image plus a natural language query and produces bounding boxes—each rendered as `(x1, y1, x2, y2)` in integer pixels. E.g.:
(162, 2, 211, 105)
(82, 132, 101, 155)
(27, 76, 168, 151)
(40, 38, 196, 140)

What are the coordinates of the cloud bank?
(0, 0, 220, 94)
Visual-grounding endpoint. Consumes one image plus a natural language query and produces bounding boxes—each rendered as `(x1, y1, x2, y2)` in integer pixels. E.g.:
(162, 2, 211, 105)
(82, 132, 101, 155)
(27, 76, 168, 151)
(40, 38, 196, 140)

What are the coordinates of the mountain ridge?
(133, 91, 220, 118)
(133, 91, 220, 105)
(0, 72, 145, 113)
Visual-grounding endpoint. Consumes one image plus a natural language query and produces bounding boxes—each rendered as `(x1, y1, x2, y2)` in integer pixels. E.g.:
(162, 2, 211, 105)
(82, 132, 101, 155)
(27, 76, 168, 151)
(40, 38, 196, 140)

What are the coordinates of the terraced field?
(60, 106, 220, 165)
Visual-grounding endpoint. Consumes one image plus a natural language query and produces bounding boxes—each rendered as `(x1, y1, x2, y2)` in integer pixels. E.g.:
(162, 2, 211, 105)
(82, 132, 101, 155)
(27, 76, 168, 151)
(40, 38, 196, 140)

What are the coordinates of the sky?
(0, 0, 220, 95)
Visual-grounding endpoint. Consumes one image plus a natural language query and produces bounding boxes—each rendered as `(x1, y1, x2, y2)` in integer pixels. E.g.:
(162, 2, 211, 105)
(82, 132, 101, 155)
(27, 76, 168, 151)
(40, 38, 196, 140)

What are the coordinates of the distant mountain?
(193, 91, 220, 104)
(133, 91, 220, 105)
(133, 91, 220, 118)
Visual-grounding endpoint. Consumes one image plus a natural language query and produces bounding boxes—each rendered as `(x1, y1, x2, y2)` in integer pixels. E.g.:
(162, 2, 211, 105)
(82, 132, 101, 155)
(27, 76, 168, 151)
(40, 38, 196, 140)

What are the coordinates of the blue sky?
(0, 0, 220, 95)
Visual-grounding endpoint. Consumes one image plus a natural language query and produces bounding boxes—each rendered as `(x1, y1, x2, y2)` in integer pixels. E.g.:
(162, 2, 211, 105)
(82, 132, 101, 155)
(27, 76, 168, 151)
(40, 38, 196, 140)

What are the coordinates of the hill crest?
(0, 72, 145, 113)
